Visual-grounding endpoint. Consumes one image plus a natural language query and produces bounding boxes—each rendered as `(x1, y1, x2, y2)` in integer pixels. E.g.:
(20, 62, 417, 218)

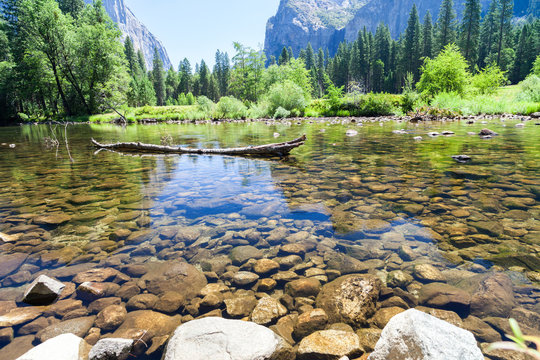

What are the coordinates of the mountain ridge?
(265, 0, 537, 59)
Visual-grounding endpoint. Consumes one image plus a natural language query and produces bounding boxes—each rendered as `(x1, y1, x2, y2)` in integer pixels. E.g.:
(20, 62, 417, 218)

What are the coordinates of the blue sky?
(126, 0, 281, 69)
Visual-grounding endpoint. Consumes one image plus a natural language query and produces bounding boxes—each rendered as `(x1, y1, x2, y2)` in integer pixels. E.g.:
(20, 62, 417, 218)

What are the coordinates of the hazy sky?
(126, 0, 281, 69)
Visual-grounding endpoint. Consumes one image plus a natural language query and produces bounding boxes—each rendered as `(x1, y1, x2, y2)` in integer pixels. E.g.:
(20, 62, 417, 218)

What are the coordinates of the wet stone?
(126, 294, 159, 310)
(154, 291, 185, 313)
(0, 307, 42, 327)
(0, 253, 28, 278)
(418, 283, 471, 314)
(232, 271, 259, 286)
(229, 246, 263, 265)
(37, 316, 96, 343)
(95, 305, 127, 331)
(33, 213, 72, 226)
(297, 330, 362, 360)
(293, 308, 328, 340)
(224, 295, 258, 318)
(250, 296, 287, 325)
(285, 278, 321, 298)
(23, 275, 65, 306)
(253, 258, 280, 275)
(414, 264, 446, 283)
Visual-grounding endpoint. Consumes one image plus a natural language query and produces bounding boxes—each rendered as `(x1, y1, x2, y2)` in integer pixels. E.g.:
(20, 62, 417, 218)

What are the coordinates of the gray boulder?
(23, 275, 65, 305)
(163, 317, 293, 360)
(368, 309, 483, 360)
(16, 333, 90, 360)
(89, 338, 133, 360)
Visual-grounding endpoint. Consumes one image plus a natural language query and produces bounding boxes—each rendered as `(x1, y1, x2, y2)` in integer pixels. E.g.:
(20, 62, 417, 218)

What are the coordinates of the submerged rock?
(23, 275, 65, 306)
(16, 333, 90, 360)
(297, 330, 362, 360)
(163, 317, 293, 360)
(89, 338, 133, 360)
(368, 309, 483, 360)
(250, 296, 287, 325)
(141, 261, 207, 299)
(316, 274, 380, 327)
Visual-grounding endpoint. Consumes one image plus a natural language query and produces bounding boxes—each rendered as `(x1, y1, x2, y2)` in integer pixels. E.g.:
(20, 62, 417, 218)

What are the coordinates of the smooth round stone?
(297, 330, 362, 360)
(285, 278, 321, 298)
(154, 292, 186, 313)
(126, 294, 159, 310)
(224, 296, 258, 318)
(293, 308, 328, 339)
(253, 259, 280, 275)
(413, 264, 446, 283)
(232, 271, 259, 286)
(95, 305, 127, 331)
(250, 296, 287, 325)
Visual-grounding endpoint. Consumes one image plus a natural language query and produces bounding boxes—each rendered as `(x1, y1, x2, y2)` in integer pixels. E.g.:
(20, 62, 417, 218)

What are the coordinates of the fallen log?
(91, 135, 306, 157)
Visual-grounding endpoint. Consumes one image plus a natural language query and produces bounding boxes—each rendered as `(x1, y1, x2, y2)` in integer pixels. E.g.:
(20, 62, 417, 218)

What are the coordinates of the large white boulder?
(368, 309, 483, 360)
(16, 333, 90, 360)
(163, 317, 293, 360)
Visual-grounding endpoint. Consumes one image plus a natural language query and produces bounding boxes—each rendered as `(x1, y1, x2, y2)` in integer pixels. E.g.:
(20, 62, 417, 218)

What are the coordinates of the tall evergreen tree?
(198, 59, 210, 97)
(278, 46, 289, 65)
(152, 47, 165, 105)
(57, 0, 84, 18)
(478, 0, 498, 67)
(178, 58, 192, 95)
(435, 0, 457, 53)
(495, 0, 514, 66)
(510, 24, 535, 82)
(137, 50, 146, 72)
(305, 42, 315, 70)
(459, 0, 481, 65)
(213, 50, 230, 97)
(422, 11, 434, 59)
(402, 5, 422, 79)
(124, 37, 137, 75)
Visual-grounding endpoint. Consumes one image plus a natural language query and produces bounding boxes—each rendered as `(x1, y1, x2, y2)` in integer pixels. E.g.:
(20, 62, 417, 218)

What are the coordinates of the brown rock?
(112, 310, 181, 340)
(0, 307, 42, 327)
(469, 273, 515, 318)
(126, 294, 159, 310)
(37, 316, 95, 343)
(34, 213, 71, 226)
(253, 259, 280, 275)
(285, 278, 321, 298)
(258, 278, 277, 292)
(418, 283, 471, 313)
(0, 326, 14, 345)
(371, 307, 406, 329)
(297, 330, 363, 360)
(270, 314, 297, 345)
(316, 274, 381, 327)
(224, 295, 258, 318)
(115, 282, 141, 300)
(125, 229, 157, 245)
(88, 297, 122, 314)
(154, 291, 185, 313)
(76, 282, 108, 301)
(415, 306, 464, 327)
(0, 335, 35, 360)
(45, 299, 84, 317)
(73, 268, 123, 284)
(141, 261, 207, 299)
(293, 308, 328, 340)
(18, 316, 50, 335)
(229, 246, 263, 265)
(232, 271, 259, 286)
(414, 264, 445, 283)
(0, 253, 28, 278)
(95, 304, 127, 331)
(356, 328, 381, 353)
(462, 315, 501, 343)
(250, 296, 287, 325)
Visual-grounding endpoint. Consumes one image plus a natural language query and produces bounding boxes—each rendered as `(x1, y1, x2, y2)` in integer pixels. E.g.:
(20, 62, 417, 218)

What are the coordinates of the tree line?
(0, 0, 538, 123)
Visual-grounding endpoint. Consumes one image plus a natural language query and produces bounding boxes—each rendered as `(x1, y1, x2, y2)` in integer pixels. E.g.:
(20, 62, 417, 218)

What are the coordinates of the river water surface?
(0, 118, 539, 357)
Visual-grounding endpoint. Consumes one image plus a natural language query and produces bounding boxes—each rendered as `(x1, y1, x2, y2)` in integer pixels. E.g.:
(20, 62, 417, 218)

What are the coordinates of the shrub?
(215, 96, 247, 119)
(516, 75, 540, 103)
(325, 83, 344, 111)
(17, 113, 29, 122)
(533, 55, 540, 77)
(265, 80, 308, 114)
(197, 96, 215, 115)
(186, 92, 196, 105)
(248, 101, 271, 119)
(358, 93, 395, 116)
(417, 44, 470, 97)
(401, 72, 420, 113)
(471, 64, 507, 95)
(273, 106, 291, 119)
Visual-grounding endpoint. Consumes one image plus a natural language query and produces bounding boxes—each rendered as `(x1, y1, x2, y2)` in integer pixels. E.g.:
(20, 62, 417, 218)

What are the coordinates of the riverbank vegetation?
(0, 0, 539, 124)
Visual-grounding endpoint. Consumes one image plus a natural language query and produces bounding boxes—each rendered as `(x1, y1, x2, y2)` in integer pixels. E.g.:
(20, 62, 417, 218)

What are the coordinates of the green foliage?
(247, 101, 271, 119)
(264, 80, 307, 114)
(533, 55, 540, 77)
(487, 318, 540, 360)
(401, 72, 420, 113)
(325, 82, 344, 110)
(215, 96, 247, 119)
(417, 44, 470, 97)
(229, 42, 266, 102)
(470, 64, 507, 94)
(273, 106, 291, 119)
(152, 47, 166, 106)
(196, 96, 215, 114)
(263, 58, 313, 99)
(516, 75, 540, 103)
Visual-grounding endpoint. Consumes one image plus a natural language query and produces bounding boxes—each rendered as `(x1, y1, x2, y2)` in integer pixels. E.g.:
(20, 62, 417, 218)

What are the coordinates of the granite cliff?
(265, 0, 536, 59)
(85, 0, 171, 69)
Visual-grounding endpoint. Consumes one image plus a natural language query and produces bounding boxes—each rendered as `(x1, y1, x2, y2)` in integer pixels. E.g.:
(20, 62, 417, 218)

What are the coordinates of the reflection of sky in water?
(147, 154, 453, 267)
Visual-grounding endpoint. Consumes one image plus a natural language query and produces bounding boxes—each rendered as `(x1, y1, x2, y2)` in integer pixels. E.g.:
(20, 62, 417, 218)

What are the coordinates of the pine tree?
(305, 42, 315, 70)
(137, 50, 147, 72)
(278, 46, 289, 65)
(178, 58, 191, 95)
(57, 0, 84, 18)
(124, 37, 138, 75)
(422, 11, 434, 59)
(511, 24, 535, 82)
(198, 59, 210, 97)
(152, 47, 165, 105)
(165, 66, 178, 103)
(402, 5, 422, 79)
(213, 50, 230, 97)
(374, 23, 392, 68)
(435, 0, 457, 53)
(287, 46, 294, 60)
(459, 0, 481, 65)
(478, 0, 498, 67)
(495, 0, 514, 66)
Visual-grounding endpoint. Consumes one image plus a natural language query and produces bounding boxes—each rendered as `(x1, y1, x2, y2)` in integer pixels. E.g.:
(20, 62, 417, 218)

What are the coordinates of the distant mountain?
(85, 0, 171, 69)
(265, 0, 538, 59)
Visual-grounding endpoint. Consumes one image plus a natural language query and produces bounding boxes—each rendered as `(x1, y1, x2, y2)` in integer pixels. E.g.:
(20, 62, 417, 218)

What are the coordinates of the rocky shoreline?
(1, 247, 539, 360)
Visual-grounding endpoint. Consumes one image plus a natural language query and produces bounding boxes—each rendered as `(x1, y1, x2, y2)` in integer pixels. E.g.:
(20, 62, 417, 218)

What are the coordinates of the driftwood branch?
(91, 135, 306, 157)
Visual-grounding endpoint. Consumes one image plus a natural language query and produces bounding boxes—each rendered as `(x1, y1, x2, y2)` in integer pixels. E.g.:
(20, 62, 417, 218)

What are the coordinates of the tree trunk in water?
(91, 135, 307, 157)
